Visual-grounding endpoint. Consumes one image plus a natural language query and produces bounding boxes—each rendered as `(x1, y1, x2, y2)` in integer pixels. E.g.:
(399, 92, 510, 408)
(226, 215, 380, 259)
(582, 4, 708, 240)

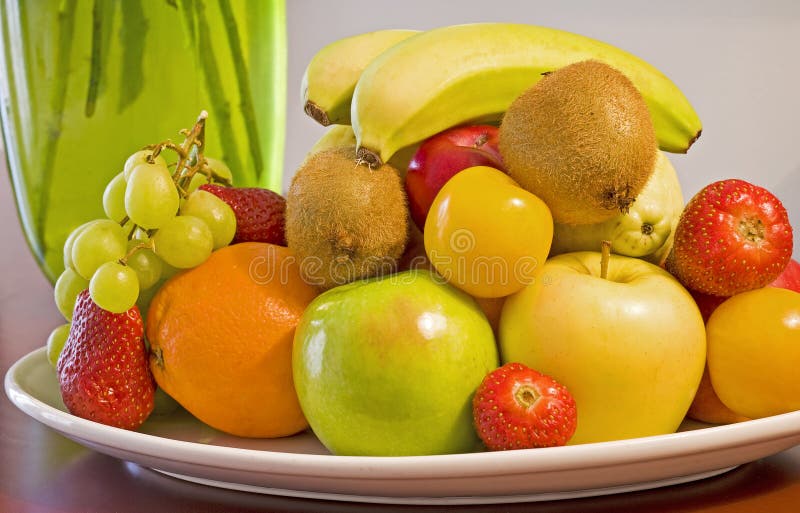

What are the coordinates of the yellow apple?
(500, 251, 706, 444)
(550, 152, 684, 266)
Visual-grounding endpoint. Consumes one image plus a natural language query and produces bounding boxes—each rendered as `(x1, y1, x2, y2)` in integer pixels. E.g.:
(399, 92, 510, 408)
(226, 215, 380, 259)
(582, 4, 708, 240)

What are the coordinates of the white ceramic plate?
(6, 347, 800, 505)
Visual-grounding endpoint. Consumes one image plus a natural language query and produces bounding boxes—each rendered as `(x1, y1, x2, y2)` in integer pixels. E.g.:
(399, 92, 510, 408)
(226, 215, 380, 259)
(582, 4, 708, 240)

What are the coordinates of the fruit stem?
(355, 147, 383, 168)
(171, 112, 208, 194)
(120, 241, 153, 265)
(515, 385, 540, 409)
(304, 101, 330, 126)
(600, 240, 612, 280)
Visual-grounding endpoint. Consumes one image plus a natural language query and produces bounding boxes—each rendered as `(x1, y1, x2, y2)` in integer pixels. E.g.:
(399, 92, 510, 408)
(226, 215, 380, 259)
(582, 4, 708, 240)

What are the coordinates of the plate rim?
(6, 346, 800, 482)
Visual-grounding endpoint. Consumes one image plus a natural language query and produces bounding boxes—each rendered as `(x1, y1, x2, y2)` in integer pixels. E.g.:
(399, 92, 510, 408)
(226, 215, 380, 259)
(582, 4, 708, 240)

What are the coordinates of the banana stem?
(304, 101, 330, 126)
(600, 240, 612, 280)
(356, 146, 382, 168)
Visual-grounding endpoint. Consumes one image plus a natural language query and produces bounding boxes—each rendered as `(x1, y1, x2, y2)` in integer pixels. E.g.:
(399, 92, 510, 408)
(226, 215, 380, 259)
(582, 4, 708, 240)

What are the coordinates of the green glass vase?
(0, 0, 286, 283)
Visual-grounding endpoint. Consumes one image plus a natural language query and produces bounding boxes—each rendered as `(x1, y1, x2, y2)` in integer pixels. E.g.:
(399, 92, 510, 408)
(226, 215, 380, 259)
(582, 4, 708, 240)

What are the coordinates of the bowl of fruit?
(5, 22, 800, 505)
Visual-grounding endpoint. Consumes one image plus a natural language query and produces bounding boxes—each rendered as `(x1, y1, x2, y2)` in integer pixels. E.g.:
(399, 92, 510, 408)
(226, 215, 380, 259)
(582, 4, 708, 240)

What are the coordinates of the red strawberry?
(666, 179, 793, 296)
(56, 290, 155, 430)
(200, 184, 286, 245)
(472, 362, 577, 451)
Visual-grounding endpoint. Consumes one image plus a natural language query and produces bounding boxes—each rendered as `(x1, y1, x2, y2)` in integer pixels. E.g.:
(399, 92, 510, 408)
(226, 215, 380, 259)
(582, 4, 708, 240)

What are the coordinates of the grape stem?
(147, 141, 187, 162)
(142, 111, 208, 199)
(120, 241, 154, 265)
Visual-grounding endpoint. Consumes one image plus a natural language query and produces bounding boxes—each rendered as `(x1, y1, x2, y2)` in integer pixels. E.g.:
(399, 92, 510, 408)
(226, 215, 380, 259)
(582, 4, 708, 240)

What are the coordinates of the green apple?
(500, 251, 705, 445)
(550, 151, 684, 265)
(293, 269, 499, 456)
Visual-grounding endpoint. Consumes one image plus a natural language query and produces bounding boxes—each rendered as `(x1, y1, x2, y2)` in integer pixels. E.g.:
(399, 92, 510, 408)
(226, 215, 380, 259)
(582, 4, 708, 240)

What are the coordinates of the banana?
(305, 125, 419, 177)
(351, 23, 702, 166)
(306, 125, 357, 157)
(301, 29, 419, 126)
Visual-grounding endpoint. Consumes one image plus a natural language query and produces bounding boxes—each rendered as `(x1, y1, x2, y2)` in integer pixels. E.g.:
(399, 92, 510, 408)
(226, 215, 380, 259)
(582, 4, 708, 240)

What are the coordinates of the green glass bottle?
(0, 0, 286, 283)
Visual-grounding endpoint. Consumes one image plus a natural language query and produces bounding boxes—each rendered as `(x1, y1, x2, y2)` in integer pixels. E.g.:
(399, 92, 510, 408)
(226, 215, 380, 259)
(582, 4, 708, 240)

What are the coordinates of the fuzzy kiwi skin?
(286, 146, 409, 290)
(499, 60, 658, 225)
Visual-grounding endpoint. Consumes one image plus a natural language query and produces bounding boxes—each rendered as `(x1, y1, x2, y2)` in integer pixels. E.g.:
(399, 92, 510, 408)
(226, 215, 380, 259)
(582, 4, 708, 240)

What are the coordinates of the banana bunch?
(301, 29, 419, 126)
(303, 23, 702, 166)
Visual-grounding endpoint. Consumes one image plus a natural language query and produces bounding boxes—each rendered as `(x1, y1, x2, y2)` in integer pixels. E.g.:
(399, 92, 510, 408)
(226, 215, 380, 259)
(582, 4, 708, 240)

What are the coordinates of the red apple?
(771, 258, 800, 292)
(404, 125, 504, 230)
(688, 289, 728, 323)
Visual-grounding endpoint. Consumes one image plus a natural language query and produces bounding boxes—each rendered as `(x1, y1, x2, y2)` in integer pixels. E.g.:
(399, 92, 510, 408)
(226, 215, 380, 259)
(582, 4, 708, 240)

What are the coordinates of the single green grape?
(158, 258, 183, 280)
(46, 323, 71, 368)
(181, 190, 236, 249)
(71, 220, 128, 280)
(103, 172, 128, 223)
(130, 226, 150, 241)
(152, 216, 213, 269)
(186, 157, 234, 193)
(186, 173, 209, 194)
(54, 267, 90, 321)
(205, 157, 233, 184)
(123, 149, 168, 181)
(89, 261, 140, 313)
(126, 239, 162, 289)
(136, 278, 163, 322)
(125, 163, 180, 229)
(63, 220, 101, 271)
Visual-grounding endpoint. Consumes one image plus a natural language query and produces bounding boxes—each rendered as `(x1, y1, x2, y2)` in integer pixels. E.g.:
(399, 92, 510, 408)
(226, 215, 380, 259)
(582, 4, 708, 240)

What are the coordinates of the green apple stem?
(601, 240, 612, 280)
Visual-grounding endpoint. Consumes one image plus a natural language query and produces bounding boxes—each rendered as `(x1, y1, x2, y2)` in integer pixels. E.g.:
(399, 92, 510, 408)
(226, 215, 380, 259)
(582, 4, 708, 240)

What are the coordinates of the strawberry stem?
(515, 385, 540, 409)
(601, 240, 612, 280)
(738, 216, 766, 244)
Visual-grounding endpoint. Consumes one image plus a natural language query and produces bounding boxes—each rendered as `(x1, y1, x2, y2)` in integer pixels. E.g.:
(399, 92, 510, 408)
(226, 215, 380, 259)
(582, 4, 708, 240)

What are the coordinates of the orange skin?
(685, 289, 749, 424)
(686, 364, 749, 425)
(147, 242, 318, 438)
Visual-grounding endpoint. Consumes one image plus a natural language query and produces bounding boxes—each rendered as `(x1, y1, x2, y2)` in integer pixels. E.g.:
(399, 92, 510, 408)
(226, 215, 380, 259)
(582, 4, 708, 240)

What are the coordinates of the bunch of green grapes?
(49, 126, 238, 360)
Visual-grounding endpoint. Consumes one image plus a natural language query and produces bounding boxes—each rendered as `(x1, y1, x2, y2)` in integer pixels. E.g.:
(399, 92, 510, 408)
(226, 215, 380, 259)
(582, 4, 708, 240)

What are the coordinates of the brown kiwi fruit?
(499, 60, 658, 225)
(286, 146, 408, 289)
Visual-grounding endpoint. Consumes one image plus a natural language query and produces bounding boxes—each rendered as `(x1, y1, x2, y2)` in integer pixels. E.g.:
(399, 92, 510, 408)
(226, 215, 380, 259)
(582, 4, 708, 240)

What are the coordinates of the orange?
(686, 365, 749, 425)
(146, 242, 318, 438)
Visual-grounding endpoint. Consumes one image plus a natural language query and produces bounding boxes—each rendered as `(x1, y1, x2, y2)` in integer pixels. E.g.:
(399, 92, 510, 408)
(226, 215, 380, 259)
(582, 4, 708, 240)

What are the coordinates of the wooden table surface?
(3, 152, 800, 512)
